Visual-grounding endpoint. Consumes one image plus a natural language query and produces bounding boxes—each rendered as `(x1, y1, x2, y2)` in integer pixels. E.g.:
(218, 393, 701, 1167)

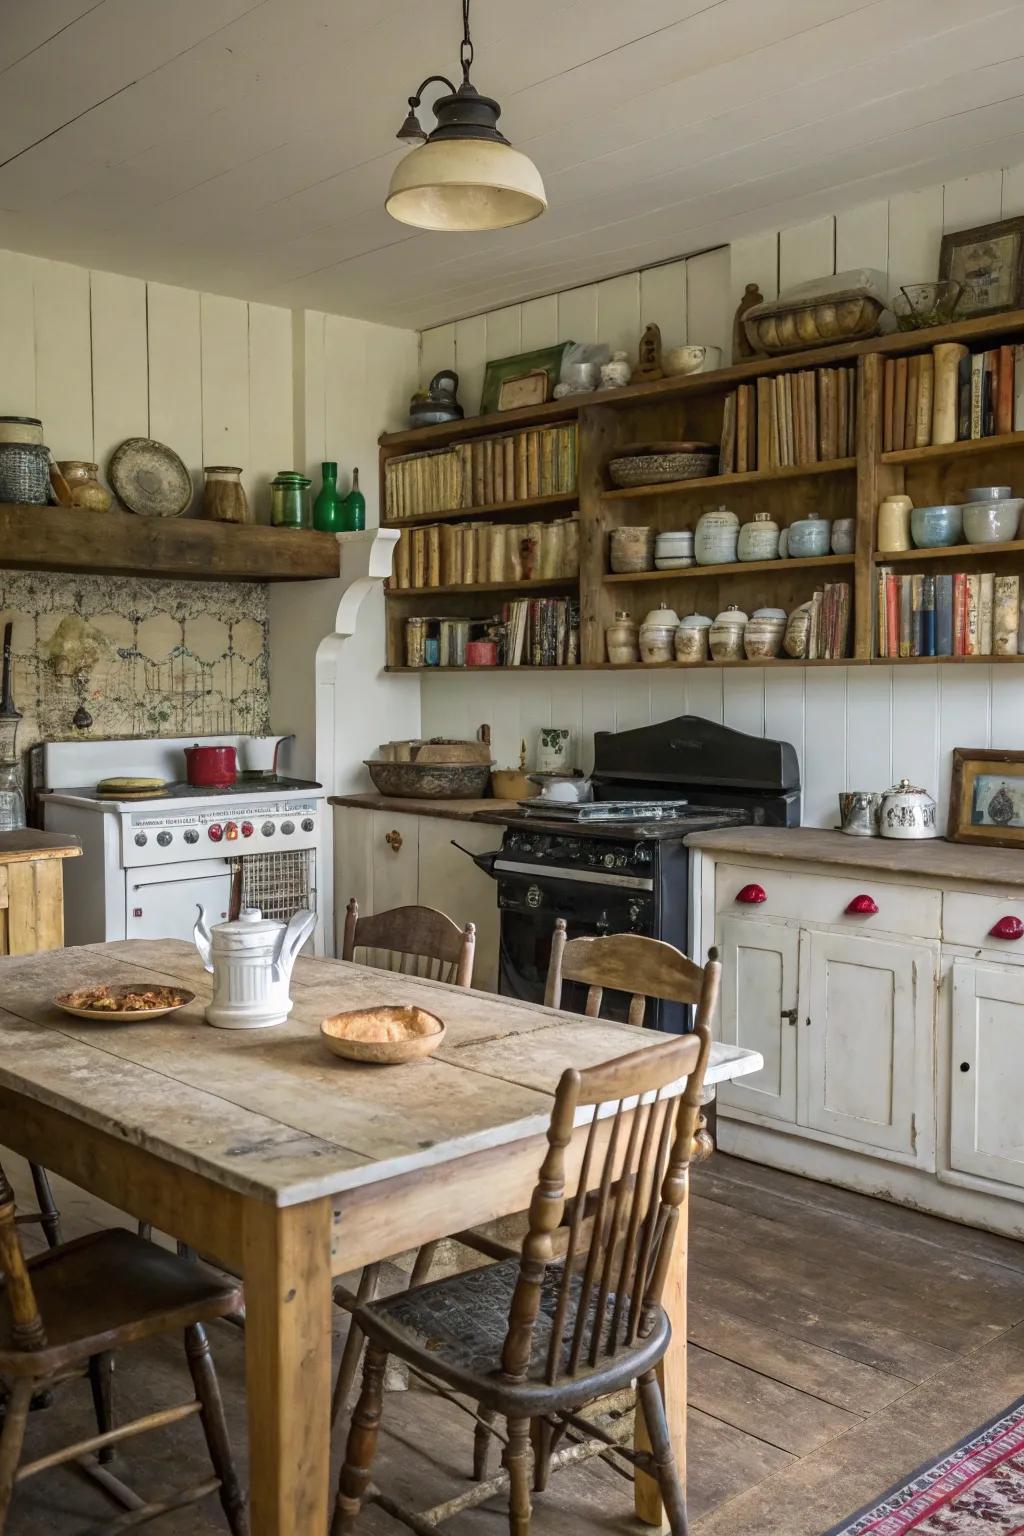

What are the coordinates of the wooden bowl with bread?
(320, 1005, 445, 1064)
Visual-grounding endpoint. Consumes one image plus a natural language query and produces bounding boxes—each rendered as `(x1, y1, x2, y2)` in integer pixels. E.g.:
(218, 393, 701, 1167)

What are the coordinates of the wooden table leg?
(243, 1195, 334, 1536)
(634, 1169, 688, 1531)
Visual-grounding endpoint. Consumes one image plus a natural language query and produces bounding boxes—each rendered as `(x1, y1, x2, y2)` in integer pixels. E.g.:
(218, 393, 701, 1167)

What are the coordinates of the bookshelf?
(379, 306, 1024, 672)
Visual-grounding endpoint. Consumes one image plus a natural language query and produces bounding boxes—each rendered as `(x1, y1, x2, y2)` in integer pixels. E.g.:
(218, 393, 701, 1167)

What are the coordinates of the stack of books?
(805, 583, 852, 660)
(502, 597, 579, 666)
(385, 423, 578, 519)
(876, 569, 1021, 656)
(881, 342, 1024, 452)
(720, 366, 856, 473)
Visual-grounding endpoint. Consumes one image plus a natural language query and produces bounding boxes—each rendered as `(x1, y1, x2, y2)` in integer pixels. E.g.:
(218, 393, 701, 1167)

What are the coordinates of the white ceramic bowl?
(962, 497, 1024, 544)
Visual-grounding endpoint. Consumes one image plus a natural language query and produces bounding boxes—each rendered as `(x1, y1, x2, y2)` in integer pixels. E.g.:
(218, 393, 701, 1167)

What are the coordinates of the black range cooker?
(460, 715, 799, 1033)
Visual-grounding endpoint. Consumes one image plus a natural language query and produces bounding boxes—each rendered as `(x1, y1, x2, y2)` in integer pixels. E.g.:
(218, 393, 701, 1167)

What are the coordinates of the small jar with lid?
(639, 604, 680, 664)
(694, 506, 739, 566)
(709, 606, 748, 661)
(787, 512, 831, 558)
(270, 472, 313, 528)
(675, 613, 712, 664)
(202, 466, 250, 524)
(606, 611, 640, 665)
(737, 511, 780, 562)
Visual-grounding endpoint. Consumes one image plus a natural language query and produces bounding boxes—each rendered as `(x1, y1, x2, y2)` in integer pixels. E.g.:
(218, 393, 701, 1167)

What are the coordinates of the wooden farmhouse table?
(0, 939, 762, 1535)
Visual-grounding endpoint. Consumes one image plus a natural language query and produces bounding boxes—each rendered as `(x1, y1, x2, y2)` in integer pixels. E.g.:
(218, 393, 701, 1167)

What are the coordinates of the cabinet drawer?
(715, 863, 940, 940)
(943, 890, 1024, 956)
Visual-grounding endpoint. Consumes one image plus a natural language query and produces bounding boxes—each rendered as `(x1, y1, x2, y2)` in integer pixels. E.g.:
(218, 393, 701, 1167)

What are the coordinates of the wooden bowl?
(320, 1006, 446, 1064)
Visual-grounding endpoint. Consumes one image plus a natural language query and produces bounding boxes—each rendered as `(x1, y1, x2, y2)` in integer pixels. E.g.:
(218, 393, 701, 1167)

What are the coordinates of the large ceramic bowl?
(364, 760, 491, 798)
(911, 505, 963, 548)
(963, 498, 1024, 545)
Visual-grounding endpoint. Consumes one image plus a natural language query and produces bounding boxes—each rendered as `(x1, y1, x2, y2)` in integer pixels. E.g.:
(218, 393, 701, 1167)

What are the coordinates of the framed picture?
(948, 748, 1024, 848)
(497, 369, 548, 411)
(480, 343, 568, 414)
(939, 217, 1024, 318)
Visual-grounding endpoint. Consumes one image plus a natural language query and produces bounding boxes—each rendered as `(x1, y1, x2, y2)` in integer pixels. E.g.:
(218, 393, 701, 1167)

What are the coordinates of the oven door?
(496, 871, 684, 1032)
(126, 859, 233, 943)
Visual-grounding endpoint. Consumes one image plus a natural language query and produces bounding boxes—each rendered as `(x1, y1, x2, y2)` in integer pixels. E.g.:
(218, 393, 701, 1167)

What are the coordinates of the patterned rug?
(825, 1395, 1024, 1534)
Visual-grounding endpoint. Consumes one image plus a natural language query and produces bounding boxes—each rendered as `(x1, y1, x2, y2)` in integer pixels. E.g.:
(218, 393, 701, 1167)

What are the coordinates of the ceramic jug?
(194, 905, 316, 1029)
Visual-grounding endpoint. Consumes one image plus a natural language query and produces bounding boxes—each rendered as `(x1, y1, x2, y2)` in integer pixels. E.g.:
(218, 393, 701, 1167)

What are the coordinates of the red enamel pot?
(184, 743, 237, 788)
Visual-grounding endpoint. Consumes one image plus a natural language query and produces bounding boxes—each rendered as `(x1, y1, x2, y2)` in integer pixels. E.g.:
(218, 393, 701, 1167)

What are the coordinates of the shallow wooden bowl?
(320, 1006, 446, 1064)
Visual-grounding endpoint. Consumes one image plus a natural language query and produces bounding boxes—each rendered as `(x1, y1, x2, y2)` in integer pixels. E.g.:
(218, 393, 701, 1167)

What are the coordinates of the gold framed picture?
(948, 748, 1024, 848)
(939, 216, 1024, 318)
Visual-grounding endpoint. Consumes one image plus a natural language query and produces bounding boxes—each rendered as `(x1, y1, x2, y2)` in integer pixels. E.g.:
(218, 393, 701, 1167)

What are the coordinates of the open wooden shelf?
(388, 656, 864, 674)
(600, 459, 856, 501)
(0, 503, 340, 583)
(873, 653, 1024, 665)
(874, 538, 1024, 564)
(881, 431, 1024, 465)
(382, 492, 576, 529)
(386, 576, 577, 600)
(605, 553, 853, 585)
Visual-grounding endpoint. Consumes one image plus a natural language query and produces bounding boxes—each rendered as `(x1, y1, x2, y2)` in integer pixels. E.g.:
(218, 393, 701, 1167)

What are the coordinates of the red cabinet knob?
(735, 883, 767, 905)
(845, 893, 879, 916)
(989, 915, 1024, 941)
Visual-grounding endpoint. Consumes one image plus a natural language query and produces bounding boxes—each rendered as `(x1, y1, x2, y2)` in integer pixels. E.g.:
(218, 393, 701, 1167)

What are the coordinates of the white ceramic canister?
(639, 603, 681, 663)
(194, 906, 316, 1029)
(709, 605, 748, 661)
(606, 611, 640, 664)
(736, 511, 780, 562)
(877, 494, 913, 553)
(674, 614, 712, 664)
(694, 506, 739, 566)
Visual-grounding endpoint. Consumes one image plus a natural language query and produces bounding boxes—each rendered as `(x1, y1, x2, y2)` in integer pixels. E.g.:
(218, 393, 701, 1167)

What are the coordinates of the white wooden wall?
(419, 161, 1024, 829)
(0, 251, 294, 522)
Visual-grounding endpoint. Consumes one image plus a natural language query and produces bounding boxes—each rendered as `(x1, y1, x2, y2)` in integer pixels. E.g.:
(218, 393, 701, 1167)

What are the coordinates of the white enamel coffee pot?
(194, 905, 316, 1029)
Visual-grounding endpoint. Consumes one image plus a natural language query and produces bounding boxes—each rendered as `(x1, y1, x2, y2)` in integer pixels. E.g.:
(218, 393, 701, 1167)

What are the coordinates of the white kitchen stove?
(37, 736, 326, 951)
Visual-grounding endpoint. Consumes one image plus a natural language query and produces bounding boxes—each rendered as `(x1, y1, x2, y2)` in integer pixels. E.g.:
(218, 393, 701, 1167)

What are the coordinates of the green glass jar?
(313, 461, 342, 532)
(339, 466, 366, 532)
(270, 472, 312, 529)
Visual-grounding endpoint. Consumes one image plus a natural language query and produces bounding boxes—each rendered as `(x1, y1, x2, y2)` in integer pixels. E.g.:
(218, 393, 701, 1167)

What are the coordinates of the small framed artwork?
(480, 343, 568, 414)
(939, 217, 1024, 318)
(497, 369, 548, 411)
(948, 748, 1024, 848)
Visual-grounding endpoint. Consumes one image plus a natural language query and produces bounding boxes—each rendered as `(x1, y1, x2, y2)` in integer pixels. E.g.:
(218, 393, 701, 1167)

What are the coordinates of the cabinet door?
(716, 916, 800, 1124)
(802, 930, 934, 1160)
(950, 959, 1024, 1189)
(417, 819, 501, 991)
(368, 811, 421, 913)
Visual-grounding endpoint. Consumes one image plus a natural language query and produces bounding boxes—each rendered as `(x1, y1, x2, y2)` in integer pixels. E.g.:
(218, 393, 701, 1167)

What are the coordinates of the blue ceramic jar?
(786, 513, 831, 558)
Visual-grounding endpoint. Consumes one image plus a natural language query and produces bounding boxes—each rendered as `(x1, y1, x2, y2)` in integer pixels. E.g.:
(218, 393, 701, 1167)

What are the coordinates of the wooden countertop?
(686, 826, 1024, 886)
(0, 830, 81, 864)
(329, 793, 520, 822)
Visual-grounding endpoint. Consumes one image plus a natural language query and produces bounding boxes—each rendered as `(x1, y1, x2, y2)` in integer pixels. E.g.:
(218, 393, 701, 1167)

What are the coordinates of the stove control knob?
(301, 817, 315, 832)
(207, 824, 223, 843)
(134, 832, 147, 847)
(262, 820, 275, 837)
(224, 821, 239, 841)
(241, 821, 255, 839)
(616, 854, 627, 867)
(281, 819, 295, 836)
(603, 851, 616, 868)
(183, 829, 199, 845)
(156, 831, 172, 847)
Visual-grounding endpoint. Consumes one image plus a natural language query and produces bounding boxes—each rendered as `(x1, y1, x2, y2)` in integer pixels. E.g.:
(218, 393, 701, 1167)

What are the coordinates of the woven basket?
(0, 443, 50, 504)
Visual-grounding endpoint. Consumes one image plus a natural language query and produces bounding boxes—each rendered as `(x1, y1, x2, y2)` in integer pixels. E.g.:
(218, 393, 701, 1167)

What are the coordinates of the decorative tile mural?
(0, 572, 270, 755)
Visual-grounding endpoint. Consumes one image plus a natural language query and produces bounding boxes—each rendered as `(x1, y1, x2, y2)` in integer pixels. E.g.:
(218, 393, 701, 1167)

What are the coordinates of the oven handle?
(451, 841, 501, 878)
(493, 859, 654, 892)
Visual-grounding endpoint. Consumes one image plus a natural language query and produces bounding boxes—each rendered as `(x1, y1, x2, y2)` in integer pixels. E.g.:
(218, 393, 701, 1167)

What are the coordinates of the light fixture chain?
(460, 0, 474, 78)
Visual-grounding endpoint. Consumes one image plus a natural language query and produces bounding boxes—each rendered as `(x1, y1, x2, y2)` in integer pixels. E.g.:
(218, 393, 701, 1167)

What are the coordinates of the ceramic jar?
(600, 351, 632, 389)
(694, 506, 739, 566)
(675, 614, 711, 664)
(911, 504, 962, 548)
(784, 602, 812, 658)
(709, 605, 748, 661)
(58, 460, 111, 513)
(877, 493, 913, 552)
(654, 530, 695, 569)
(639, 604, 680, 663)
(787, 512, 831, 558)
(202, 465, 250, 524)
(743, 607, 787, 660)
(831, 517, 856, 555)
(610, 526, 655, 573)
(962, 496, 1024, 544)
(606, 611, 640, 664)
(737, 512, 780, 562)
(879, 777, 938, 840)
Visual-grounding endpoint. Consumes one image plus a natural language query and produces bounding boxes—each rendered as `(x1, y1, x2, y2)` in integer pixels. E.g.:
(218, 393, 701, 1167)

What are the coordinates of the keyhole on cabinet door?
(960, 1062, 971, 1073)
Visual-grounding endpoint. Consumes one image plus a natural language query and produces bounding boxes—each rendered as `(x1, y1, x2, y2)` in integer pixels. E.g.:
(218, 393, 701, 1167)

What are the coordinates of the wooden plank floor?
(6, 1152, 1024, 1535)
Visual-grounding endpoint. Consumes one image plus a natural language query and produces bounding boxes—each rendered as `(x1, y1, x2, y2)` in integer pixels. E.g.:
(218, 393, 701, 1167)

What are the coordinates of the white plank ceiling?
(2, 0, 1024, 329)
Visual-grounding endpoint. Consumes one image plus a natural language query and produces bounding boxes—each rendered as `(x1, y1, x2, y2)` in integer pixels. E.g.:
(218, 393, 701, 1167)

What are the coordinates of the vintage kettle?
(194, 905, 316, 1029)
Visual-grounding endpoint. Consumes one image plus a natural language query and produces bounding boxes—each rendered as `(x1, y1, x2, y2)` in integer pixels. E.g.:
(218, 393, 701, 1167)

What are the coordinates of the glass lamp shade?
(386, 138, 546, 231)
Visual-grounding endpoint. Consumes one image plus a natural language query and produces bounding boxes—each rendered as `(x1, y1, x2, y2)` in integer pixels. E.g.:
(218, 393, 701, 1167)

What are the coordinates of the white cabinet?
(950, 958, 1024, 1190)
(802, 930, 934, 1161)
(716, 916, 799, 1124)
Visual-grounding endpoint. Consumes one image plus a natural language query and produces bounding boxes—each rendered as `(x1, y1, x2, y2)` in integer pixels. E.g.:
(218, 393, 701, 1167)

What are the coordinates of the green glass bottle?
(313, 461, 342, 532)
(340, 466, 366, 532)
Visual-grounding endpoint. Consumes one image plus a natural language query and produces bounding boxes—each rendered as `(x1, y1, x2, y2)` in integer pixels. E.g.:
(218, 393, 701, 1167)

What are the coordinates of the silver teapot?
(878, 778, 938, 840)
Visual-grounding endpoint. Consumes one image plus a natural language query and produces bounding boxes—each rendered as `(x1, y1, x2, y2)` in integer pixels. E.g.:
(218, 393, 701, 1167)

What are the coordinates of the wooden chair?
(22, 1164, 62, 1250)
(331, 898, 477, 1425)
(331, 951, 720, 1536)
(0, 1160, 248, 1535)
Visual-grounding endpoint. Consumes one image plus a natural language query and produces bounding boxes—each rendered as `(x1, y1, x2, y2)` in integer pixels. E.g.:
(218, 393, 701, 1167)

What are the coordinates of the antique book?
(899, 574, 912, 657)
(970, 353, 986, 439)
(720, 393, 737, 474)
(914, 354, 933, 448)
(882, 360, 895, 454)
(904, 355, 921, 450)
(931, 343, 967, 445)
(979, 572, 995, 655)
(996, 345, 1015, 436)
(965, 574, 981, 655)
(893, 357, 908, 452)
(935, 574, 953, 657)
(1014, 344, 1024, 432)
(994, 575, 1020, 655)
(735, 387, 749, 473)
(756, 377, 773, 469)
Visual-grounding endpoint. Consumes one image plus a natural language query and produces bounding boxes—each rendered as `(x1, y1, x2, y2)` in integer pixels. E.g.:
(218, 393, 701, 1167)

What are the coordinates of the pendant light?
(386, 0, 546, 232)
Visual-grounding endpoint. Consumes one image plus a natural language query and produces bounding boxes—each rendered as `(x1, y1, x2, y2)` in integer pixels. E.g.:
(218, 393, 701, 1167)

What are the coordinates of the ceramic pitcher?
(194, 905, 316, 1029)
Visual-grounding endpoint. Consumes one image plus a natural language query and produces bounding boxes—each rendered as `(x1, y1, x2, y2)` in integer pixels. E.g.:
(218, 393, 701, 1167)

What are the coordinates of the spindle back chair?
(545, 923, 707, 1027)
(342, 898, 475, 987)
(0, 1159, 248, 1534)
(332, 952, 719, 1536)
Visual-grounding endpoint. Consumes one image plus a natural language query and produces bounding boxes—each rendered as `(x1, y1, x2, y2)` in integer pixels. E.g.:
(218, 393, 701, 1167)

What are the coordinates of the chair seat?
(1, 1228, 242, 1376)
(357, 1256, 669, 1413)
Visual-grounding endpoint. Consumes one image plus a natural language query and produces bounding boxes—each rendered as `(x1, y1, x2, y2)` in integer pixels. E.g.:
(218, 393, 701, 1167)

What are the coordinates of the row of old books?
(391, 517, 580, 589)
(385, 423, 578, 519)
(881, 342, 1024, 453)
(805, 583, 852, 660)
(875, 570, 1023, 657)
(503, 597, 580, 667)
(720, 366, 857, 473)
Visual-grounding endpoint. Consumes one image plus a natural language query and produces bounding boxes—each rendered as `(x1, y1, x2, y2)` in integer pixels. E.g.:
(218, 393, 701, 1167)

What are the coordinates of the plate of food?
(55, 983, 195, 1022)
(320, 1005, 445, 1064)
